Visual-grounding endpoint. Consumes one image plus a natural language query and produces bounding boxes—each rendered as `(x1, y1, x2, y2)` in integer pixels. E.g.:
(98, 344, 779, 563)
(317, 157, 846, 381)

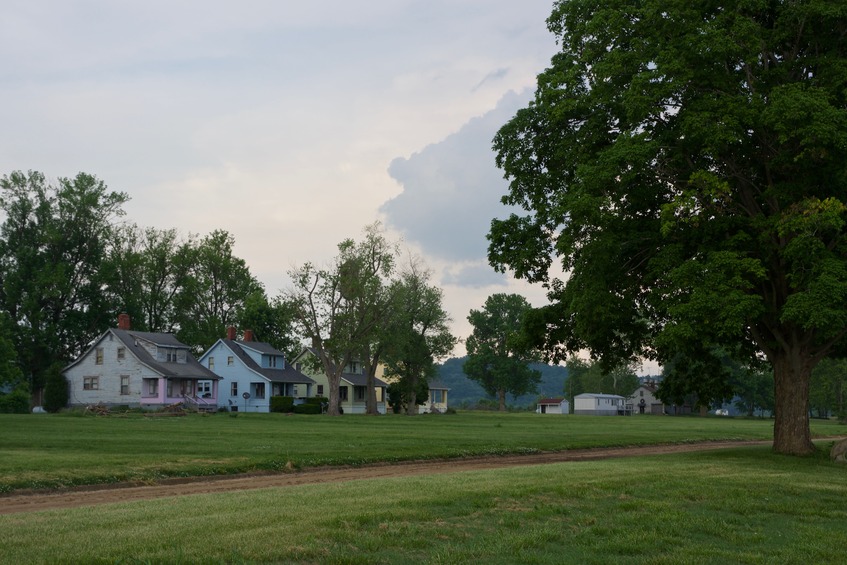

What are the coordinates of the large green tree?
(174, 230, 264, 352)
(464, 294, 541, 411)
(489, 1, 847, 454)
(287, 224, 396, 416)
(382, 260, 457, 415)
(0, 170, 128, 395)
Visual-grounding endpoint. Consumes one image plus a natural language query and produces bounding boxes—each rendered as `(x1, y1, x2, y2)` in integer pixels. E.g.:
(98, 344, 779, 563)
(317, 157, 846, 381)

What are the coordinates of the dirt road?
(0, 441, 778, 515)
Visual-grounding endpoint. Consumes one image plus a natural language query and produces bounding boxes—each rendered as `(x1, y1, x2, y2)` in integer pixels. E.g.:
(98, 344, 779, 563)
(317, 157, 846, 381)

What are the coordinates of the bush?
(0, 389, 31, 414)
(271, 396, 295, 413)
(43, 364, 69, 413)
(293, 403, 322, 414)
(305, 396, 327, 406)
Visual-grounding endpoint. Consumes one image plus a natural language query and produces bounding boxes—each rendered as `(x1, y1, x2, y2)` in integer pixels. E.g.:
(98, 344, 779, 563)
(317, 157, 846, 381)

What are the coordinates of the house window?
(339, 386, 348, 401)
(255, 383, 265, 399)
(292, 385, 298, 396)
(227, 356, 234, 366)
(317, 385, 324, 396)
(167, 380, 173, 397)
(296, 362, 302, 371)
(95, 348, 104, 365)
(348, 362, 358, 374)
(432, 390, 444, 404)
(117, 347, 125, 360)
(120, 375, 130, 395)
(640, 390, 644, 397)
(166, 350, 177, 363)
(83, 376, 99, 390)
(268, 356, 277, 368)
(355, 386, 365, 401)
(231, 382, 238, 396)
(208, 357, 215, 370)
(146, 379, 158, 396)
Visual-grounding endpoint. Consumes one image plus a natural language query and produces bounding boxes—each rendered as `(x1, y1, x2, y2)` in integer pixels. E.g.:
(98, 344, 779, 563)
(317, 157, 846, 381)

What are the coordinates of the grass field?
(1, 412, 845, 564)
(2, 445, 846, 563)
(1, 411, 842, 493)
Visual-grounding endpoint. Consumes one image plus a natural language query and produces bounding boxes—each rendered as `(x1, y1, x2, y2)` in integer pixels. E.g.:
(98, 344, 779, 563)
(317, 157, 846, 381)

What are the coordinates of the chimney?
(118, 313, 131, 330)
(243, 329, 254, 342)
(226, 326, 237, 340)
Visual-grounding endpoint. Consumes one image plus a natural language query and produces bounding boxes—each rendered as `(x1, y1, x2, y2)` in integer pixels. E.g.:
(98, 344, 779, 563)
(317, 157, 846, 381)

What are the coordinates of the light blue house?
(198, 328, 315, 413)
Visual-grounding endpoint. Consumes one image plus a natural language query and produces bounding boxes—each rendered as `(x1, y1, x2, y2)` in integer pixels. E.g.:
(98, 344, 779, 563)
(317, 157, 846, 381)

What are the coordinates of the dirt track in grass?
(0, 440, 786, 515)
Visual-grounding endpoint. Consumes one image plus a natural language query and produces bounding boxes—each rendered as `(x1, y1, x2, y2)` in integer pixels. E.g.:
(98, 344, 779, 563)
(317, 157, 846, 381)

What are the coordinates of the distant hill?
(435, 357, 569, 408)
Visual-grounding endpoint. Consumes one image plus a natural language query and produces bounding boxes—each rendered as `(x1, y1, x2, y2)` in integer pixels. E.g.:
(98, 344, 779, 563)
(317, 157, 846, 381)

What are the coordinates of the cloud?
(381, 89, 532, 271)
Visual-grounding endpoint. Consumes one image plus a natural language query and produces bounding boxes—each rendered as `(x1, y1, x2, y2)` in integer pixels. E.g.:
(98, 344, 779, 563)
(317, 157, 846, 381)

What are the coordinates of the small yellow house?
(291, 348, 388, 414)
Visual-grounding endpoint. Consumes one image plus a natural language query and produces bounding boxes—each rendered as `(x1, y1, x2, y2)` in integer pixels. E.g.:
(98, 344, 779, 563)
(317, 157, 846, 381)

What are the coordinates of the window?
(117, 347, 125, 360)
(339, 386, 348, 401)
(83, 376, 99, 390)
(317, 385, 324, 396)
(640, 390, 644, 397)
(432, 390, 444, 404)
(355, 386, 365, 401)
(292, 385, 298, 396)
(255, 382, 265, 399)
(95, 348, 104, 365)
(348, 362, 358, 374)
(268, 356, 277, 368)
(166, 349, 177, 363)
(120, 375, 130, 395)
(227, 356, 234, 366)
(146, 379, 158, 396)
(231, 382, 238, 396)
(208, 357, 215, 370)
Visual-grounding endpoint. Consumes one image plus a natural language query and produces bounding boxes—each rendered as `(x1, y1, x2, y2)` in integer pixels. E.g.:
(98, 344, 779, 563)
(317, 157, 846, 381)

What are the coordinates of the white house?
(536, 397, 570, 414)
(199, 328, 315, 413)
(627, 382, 663, 415)
(573, 393, 627, 416)
(421, 381, 450, 414)
(63, 314, 220, 410)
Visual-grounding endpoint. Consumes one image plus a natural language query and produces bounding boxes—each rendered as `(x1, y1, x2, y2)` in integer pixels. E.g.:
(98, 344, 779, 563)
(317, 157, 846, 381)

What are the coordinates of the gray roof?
(112, 329, 221, 380)
(341, 372, 388, 388)
(222, 339, 315, 385)
(63, 328, 220, 380)
(235, 340, 286, 356)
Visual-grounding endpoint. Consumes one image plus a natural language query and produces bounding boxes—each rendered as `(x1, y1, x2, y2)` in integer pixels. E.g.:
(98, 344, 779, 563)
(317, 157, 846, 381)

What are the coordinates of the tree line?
(0, 171, 456, 415)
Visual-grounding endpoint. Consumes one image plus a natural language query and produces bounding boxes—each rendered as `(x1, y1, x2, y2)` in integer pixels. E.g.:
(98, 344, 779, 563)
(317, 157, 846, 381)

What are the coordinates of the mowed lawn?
(2, 445, 846, 564)
(0, 411, 842, 492)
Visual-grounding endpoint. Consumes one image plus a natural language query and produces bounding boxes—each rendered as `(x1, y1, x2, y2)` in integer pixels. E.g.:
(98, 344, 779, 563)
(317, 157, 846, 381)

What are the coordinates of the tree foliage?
(489, 1, 847, 454)
(287, 223, 397, 415)
(382, 259, 457, 415)
(464, 294, 541, 410)
(0, 170, 128, 390)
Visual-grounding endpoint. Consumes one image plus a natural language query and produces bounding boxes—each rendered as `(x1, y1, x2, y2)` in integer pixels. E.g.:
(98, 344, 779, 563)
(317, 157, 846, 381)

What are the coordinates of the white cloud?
(381, 90, 532, 267)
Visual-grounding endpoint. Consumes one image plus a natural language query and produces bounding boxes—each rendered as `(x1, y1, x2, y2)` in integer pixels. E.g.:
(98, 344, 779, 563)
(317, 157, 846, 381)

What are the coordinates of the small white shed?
(536, 397, 570, 414)
(573, 393, 627, 416)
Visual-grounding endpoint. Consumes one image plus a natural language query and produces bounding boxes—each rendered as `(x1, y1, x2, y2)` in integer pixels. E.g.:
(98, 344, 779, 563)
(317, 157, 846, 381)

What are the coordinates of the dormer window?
(166, 350, 177, 363)
(269, 356, 277, 368)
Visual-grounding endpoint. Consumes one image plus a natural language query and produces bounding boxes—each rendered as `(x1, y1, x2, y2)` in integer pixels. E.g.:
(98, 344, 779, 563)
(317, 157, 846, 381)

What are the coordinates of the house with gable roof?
(63, 314, 220, 410)
(199, 328, 315, 412)
(290, 347, 388, 414)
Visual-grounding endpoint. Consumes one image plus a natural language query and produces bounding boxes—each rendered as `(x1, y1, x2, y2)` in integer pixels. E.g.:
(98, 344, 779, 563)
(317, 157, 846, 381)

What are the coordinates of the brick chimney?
(243, 329, 254, 342)
(226, 326, 237, 340)
(118, 313, 131, 330)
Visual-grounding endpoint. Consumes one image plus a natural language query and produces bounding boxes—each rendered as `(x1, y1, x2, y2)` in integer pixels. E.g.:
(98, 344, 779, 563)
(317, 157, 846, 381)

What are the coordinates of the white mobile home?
(573, 393, 627, 416)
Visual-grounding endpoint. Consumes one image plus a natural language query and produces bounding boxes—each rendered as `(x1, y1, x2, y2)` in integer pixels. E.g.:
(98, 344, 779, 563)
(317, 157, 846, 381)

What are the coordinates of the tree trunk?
(365, 371, 379, 415)
(326, 372, 342, 416)
(498, 389, 506, 411)
(772, 350, 816, 455)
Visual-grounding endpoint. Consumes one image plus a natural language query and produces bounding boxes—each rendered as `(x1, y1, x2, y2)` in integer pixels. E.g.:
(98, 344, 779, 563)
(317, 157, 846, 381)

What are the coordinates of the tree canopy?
(464, 293, 542, 410)
(489, 1, 847, 454)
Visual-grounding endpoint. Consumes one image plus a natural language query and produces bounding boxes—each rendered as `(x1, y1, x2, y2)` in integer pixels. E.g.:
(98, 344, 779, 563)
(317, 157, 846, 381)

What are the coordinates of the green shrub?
(43, 363, 68, 413)
(0, 389, 31, 414)
(293, 403, 322, 414)
(271, 396, 295, 413)
(305, 396, 327, 406)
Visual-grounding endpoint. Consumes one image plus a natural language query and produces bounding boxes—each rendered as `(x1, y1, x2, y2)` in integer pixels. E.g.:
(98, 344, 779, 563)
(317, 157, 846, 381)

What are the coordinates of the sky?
(1, 2, 656, 372)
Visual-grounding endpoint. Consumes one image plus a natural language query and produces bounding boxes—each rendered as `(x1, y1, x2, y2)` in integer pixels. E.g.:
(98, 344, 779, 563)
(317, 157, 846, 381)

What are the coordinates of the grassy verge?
(0, 411, 842, 492)
(2, 445, 846, 564)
